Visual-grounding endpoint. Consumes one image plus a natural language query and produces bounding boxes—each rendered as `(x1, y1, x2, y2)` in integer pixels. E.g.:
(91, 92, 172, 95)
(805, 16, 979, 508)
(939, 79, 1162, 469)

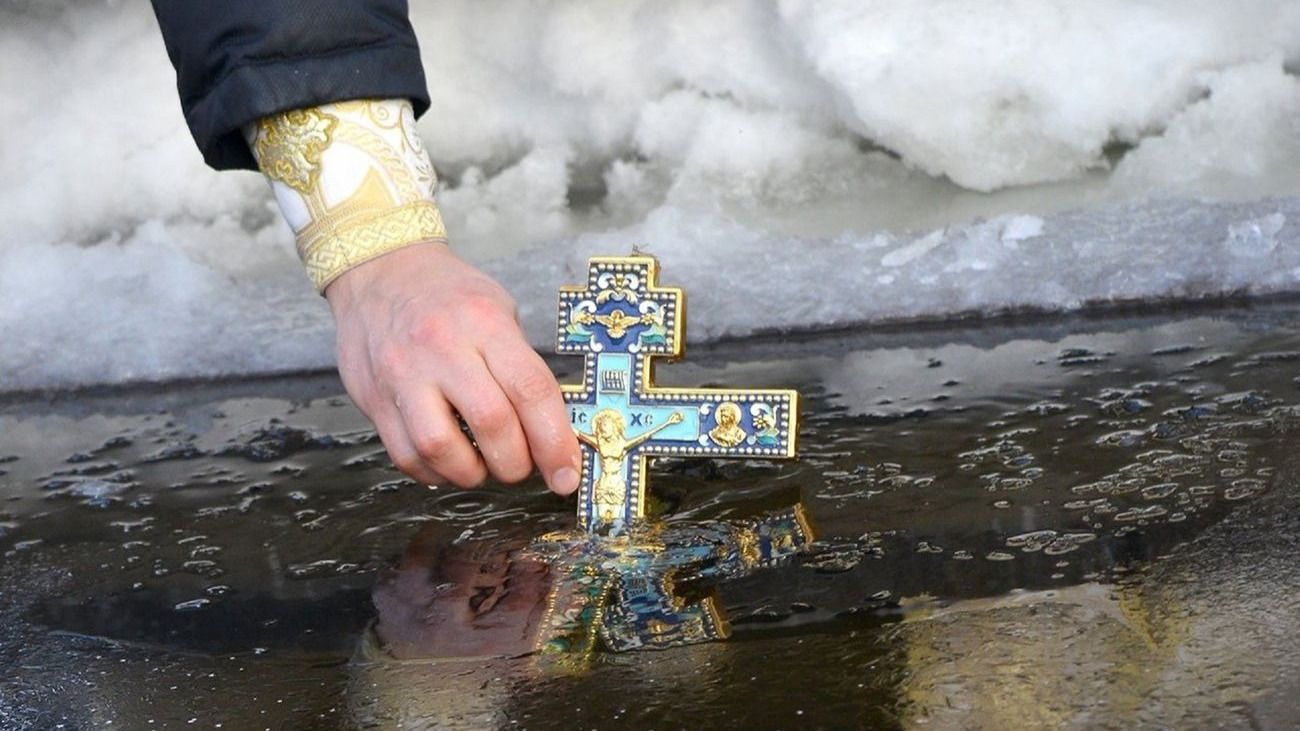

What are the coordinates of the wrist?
(304, 205, 447, 293)
(323, 239, 451, 306)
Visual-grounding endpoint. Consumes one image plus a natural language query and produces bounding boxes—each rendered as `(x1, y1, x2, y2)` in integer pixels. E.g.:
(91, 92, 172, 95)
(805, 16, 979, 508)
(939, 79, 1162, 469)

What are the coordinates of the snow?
(1226, 213, 1288, 257)
(410, 0, 1300, 192)
(490, 198, 1300, 348)
(1, 1, 1298, 391)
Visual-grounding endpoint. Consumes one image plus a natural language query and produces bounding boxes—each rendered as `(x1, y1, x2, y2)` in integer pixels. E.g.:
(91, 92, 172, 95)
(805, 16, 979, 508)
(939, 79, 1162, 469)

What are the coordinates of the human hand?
(324, 242, 581, 495)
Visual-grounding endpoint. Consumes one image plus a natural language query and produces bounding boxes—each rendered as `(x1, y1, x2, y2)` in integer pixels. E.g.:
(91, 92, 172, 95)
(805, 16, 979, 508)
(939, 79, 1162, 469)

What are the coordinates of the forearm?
(244, 99, 447, 293)
(151, 4, 580, 494)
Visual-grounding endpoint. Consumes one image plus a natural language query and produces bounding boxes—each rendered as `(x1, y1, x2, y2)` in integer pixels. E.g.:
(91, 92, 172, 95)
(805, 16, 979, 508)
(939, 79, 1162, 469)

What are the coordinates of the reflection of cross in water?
(528, 504, 816, 668)
(558, 255, 800, 535)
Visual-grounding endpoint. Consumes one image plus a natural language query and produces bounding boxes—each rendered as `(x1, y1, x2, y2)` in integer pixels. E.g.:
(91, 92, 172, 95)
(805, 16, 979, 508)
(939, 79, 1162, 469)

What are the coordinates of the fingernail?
(552, 466, 579, 495)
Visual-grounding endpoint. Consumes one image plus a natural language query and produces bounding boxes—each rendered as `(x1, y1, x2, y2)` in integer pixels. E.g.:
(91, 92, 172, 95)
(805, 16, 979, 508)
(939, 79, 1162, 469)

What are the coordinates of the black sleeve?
(151, 0, 430, 171)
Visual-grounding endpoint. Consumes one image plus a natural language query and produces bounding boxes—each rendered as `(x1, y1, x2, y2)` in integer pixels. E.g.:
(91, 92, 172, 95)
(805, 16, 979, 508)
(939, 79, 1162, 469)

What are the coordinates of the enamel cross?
(557, 255, 799, 535)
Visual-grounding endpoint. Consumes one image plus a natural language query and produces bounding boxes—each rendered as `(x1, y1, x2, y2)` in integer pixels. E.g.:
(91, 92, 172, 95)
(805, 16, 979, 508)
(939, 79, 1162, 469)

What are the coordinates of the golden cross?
(557, 255, 800, 535)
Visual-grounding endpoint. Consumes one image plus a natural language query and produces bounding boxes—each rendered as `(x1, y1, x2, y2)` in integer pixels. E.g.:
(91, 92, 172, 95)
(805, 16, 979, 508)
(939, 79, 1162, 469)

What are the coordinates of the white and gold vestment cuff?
(245, 99, 447, 293)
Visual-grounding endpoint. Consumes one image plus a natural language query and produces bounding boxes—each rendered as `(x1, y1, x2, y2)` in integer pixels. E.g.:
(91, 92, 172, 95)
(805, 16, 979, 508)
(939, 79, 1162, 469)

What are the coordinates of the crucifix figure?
(573, 408, 684, 508)
(557, 255, 800, 535)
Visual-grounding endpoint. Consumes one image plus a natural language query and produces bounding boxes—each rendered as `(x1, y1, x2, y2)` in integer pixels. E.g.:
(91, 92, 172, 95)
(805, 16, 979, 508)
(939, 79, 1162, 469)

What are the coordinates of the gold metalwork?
(574, 408, 684, 525)
(593, 309, 639, 339)
(559, 255, 800, 533)
(708, 401, 748, 447)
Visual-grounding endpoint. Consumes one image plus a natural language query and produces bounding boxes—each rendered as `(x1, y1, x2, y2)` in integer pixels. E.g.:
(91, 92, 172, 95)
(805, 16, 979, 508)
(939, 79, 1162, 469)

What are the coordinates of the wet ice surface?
(3, 300, 1300, 729)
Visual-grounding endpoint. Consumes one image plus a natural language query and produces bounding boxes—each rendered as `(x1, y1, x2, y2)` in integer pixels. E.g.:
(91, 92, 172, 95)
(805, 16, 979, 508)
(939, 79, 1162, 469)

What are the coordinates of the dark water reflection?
(3, 301, 1300, 729)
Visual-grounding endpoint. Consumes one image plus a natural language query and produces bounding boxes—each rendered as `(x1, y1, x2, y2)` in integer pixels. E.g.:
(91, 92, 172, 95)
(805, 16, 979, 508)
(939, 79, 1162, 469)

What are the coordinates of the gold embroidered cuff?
(245, 99, 447, 295)
(299, 201, 447, 292)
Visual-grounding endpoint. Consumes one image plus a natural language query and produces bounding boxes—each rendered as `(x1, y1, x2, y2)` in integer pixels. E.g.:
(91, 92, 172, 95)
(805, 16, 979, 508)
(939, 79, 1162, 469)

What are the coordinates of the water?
(3, 299, 1300, 729)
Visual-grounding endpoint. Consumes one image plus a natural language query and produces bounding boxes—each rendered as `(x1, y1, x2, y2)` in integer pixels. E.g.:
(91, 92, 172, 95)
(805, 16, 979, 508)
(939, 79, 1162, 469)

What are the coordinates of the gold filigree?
(254, 108, 337, 193)
(591, 309, 640, 339)
(300, 201, 447, 292)
(559, 256, 801, 533)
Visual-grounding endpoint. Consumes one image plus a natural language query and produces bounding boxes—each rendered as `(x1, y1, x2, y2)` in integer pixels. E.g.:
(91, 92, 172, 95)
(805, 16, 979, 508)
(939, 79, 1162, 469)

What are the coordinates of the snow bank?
(411, 0, 1300, 192)
(491, 197, 1300, 347)
(6, 196, 1297, 392)
(2, 1, 1299, 391)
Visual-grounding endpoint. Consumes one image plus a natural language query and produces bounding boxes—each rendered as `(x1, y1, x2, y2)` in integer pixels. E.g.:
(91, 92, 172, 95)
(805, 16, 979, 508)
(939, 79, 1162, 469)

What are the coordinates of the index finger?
(483, 343, 581, 495)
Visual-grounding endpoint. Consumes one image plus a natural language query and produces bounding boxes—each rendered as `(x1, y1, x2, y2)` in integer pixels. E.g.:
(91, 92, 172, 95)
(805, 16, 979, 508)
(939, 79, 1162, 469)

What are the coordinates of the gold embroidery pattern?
(254, 108, 337, 193)
(400, 103, 438, 196)
(247, 99, 448, 293)
(301, 201, 447, 291)
(330, 123, 423, 202)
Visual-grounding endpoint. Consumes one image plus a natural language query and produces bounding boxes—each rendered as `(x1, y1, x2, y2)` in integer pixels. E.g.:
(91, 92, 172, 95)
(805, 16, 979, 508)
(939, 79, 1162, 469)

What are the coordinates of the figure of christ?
(574, 408, 685, 519)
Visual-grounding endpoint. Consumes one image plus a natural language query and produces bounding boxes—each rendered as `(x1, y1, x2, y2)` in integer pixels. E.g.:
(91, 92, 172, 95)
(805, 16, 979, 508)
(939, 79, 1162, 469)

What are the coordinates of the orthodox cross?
(557, 255, 799, 535)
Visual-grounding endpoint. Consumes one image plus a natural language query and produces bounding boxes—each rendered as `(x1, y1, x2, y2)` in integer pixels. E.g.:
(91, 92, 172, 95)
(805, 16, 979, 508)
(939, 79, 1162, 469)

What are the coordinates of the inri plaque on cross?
(557, 255, 799, 535)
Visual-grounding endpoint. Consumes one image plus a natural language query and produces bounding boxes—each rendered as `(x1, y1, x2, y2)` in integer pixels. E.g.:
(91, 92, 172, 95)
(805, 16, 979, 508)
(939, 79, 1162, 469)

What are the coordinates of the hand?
(668, 411, 684, 425)
(324, 242, 581, 495)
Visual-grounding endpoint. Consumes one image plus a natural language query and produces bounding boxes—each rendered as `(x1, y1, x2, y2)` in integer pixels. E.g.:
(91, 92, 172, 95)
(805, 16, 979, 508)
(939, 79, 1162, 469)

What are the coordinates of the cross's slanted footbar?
(555, 255, 801, 535)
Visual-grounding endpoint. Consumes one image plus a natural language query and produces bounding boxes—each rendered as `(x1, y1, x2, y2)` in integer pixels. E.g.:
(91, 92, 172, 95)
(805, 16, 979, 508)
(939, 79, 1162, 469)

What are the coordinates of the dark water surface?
(3, 301, 1300, 729)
